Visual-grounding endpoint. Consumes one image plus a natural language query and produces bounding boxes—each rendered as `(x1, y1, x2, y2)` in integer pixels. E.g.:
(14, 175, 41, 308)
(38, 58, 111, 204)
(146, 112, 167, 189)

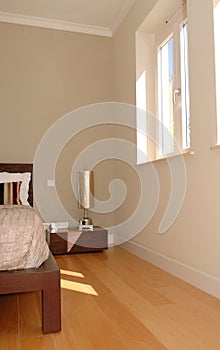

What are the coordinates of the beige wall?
(113, 0, 220, 278)
(0, 22, 114, 162)
(0, 22, 116, 225)
(113, 0, 158, 103)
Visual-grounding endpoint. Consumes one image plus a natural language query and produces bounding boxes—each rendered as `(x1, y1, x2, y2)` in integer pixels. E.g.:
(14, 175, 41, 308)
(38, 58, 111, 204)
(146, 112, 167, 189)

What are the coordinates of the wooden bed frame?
(0, 163, 61, 334)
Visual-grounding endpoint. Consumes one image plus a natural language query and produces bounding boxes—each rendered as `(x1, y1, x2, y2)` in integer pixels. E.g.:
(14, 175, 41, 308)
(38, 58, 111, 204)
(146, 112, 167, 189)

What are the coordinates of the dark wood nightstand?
(49, 227, 108, 255)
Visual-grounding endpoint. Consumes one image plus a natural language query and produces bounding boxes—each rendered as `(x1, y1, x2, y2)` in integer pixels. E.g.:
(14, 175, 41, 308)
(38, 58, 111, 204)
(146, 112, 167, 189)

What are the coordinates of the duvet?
(0, 205, 49, 271)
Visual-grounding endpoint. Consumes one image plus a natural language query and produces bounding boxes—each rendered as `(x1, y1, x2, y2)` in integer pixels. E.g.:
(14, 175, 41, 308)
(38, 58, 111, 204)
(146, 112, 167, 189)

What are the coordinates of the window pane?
(158, 37, 174, 155)
(214, 1, 220, 143)
(180, 22, 191, 149)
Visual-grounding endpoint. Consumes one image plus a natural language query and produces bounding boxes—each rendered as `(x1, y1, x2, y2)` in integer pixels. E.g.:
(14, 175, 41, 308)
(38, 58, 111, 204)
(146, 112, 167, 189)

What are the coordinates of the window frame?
(213, 0, 220, 145)
(157, 34, 175, 156)
(155, 11, 190, 158)
(180, 20, 190, 150)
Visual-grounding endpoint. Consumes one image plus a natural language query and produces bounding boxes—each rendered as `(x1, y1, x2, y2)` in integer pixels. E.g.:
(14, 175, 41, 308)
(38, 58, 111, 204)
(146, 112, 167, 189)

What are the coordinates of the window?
(156, 18, 190, 156)
(213, 0, 220, 144)
(180, 22, 190, 149)
(158, 36, 175, 155)
(136, 1, 190, 163)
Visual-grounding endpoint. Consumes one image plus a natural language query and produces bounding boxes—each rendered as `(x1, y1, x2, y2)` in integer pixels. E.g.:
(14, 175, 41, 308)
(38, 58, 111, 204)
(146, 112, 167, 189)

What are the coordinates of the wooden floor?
(1, 247, 220, 350)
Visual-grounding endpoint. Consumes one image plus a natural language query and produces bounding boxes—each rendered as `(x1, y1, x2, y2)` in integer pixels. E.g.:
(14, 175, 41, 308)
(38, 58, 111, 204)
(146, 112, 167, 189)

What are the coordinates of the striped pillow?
(0, 182, 22, 205)
(0, 172, 31, 205)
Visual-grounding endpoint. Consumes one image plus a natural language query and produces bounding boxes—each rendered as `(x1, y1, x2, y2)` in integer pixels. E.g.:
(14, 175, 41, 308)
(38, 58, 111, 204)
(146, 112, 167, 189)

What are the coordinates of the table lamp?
(78, 170, 94, 229)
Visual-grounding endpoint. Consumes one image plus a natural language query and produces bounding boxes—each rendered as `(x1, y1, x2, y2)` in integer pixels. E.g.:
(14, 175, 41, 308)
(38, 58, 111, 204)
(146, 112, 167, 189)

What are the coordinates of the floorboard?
(1, 247, 220, 349)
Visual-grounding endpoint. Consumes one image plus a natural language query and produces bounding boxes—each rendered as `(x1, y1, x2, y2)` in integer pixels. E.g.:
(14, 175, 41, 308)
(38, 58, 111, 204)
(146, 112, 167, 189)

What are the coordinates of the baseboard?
(121, 241, 220, 299)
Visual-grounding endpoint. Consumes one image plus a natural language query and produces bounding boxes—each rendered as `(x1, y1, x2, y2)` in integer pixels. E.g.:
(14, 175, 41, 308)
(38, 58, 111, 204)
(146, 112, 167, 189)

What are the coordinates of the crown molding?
(110, 0, 135, 35)
(0, 11, 112, 37)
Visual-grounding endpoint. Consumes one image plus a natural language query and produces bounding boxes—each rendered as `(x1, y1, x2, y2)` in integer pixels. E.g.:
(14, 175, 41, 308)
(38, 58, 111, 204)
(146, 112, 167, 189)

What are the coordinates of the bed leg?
(41, 271, 61, 334)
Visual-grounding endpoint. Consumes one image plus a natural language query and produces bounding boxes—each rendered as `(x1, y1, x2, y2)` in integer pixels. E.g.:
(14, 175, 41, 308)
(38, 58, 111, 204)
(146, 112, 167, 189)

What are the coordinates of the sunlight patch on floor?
(61, 279, 98, 296)
(60, 269, 85, 278)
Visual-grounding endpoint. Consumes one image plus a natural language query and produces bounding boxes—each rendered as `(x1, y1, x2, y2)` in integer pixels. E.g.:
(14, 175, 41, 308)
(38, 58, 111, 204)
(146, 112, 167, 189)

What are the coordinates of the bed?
(0, 163, 61, 334)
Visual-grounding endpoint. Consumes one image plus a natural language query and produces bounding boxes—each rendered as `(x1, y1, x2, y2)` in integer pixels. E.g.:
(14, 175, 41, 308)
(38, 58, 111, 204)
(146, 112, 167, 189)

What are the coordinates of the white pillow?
(0, 172, 31, 205)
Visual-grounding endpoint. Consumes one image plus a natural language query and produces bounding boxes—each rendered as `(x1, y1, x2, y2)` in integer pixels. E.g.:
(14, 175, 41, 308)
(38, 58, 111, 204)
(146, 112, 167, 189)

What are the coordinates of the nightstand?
(49, 227, 108, 255)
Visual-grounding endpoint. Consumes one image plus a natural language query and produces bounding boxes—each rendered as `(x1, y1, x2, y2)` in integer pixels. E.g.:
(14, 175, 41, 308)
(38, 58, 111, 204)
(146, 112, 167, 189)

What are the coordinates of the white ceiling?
(0, 0, 135, 37)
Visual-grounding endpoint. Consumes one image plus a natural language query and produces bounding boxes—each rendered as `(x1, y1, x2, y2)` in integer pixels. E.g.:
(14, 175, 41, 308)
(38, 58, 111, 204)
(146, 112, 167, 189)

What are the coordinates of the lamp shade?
(78, 170, 94, 209)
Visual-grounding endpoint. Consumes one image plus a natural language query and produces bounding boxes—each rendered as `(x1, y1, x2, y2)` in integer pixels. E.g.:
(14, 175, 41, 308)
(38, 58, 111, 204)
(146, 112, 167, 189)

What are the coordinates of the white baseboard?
(108, 232, 114, 246)
(121, 241, 220, 299)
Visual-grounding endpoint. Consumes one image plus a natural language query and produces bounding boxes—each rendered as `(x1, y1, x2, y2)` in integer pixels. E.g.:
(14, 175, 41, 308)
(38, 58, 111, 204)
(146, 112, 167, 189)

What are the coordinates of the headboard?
(0, 163, 33, 206)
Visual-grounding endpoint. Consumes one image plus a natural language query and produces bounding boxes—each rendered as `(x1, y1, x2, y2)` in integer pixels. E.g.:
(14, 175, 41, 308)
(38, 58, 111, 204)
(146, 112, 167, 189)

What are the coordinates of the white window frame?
(157, 34, 175, 156)
(213, 0, 220, 144)
(155, 9, 190, 158)
(180, 20, 190, 150)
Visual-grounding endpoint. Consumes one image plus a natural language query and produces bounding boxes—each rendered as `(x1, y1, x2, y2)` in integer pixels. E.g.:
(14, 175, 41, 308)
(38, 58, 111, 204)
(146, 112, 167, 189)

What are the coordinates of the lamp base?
(79, 217, 93, 230)
(79, 217, 93, 226)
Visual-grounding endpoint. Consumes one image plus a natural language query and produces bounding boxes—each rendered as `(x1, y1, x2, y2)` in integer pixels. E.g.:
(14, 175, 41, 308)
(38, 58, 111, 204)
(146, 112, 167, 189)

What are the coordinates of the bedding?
(0, 205, 49, 271)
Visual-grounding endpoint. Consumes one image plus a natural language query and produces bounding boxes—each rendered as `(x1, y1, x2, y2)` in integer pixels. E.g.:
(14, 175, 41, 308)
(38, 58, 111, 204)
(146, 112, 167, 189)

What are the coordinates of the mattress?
(0, 205, 49, 271)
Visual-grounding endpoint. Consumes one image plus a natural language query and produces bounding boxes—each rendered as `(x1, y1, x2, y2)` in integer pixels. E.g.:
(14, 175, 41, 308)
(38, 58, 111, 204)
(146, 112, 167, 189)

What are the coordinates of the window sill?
(210, 144, 220, 151)
(137, 149, 194, 165)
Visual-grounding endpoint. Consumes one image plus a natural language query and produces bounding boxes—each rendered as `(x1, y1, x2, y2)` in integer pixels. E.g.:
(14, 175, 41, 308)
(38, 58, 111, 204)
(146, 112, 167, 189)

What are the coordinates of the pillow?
(0, 172, 31, 205)
(0, 181, 22, 205)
